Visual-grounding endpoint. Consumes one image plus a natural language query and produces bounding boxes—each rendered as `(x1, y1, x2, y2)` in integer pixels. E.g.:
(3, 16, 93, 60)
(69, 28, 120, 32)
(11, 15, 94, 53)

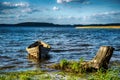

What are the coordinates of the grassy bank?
(0, 70, 46, 80)
(47, 59, 120, 80)
(0, 59, 120, 80)
(0, 68, 120, 80)
(0, 70, 87, 80)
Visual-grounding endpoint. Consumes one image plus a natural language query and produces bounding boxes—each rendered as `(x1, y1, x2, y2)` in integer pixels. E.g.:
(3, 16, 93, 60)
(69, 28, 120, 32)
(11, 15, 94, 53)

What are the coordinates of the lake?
(0, 26, 120, 72)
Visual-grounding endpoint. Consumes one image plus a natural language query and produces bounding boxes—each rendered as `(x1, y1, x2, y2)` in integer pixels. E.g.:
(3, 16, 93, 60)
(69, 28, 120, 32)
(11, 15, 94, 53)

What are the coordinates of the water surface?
(0, 26, 120, 72)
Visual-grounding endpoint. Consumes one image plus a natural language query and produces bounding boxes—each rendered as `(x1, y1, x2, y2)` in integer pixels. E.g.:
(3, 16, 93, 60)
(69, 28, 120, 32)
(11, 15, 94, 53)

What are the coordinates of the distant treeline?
(0, 22, 120, 27)
(0, 22, 72, 27)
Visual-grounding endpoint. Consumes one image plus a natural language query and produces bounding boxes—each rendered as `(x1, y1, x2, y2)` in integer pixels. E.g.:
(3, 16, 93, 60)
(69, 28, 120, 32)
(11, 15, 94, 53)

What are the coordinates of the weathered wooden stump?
(83, 46, 114, 70)
(47, 46, 114, 73)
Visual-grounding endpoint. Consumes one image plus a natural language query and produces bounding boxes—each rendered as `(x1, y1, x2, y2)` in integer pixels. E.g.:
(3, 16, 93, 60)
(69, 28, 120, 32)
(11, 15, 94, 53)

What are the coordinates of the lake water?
(0, 26, 120, 72)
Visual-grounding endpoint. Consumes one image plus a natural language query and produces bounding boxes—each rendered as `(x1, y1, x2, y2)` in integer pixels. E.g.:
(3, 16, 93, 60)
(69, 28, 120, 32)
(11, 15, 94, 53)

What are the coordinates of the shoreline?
(76, 26, 120, 29)
(0, 62, 120, 80)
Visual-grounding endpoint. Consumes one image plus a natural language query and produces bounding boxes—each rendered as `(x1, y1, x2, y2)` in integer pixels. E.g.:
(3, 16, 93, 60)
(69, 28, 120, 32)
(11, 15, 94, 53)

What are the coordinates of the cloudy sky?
(0, 0, 120, 24)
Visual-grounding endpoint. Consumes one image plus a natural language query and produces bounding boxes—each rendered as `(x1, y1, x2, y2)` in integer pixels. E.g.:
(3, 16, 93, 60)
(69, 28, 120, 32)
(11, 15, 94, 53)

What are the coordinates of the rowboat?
(26, 40, 51, 59)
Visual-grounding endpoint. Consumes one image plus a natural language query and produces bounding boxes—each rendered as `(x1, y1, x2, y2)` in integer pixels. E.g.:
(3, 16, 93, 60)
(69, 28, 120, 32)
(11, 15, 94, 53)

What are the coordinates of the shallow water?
(0, 26, 120, 72)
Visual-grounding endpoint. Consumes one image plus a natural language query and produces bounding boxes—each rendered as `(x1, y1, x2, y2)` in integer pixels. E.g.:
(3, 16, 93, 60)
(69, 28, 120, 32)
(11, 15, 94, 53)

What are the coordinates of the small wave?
(0, 65, 15, 70)
(51, 49, 66, 52)
(114, 46, 120, 51)
(79, 44, 93, 47)
(0, 50, 3, 54)
(51, 48, 84, 52)
(11, 61, 24, 64)
(115, 49, 120, 51)
(0, 55, 11, 59)
(16, 54, 25, 58)
(8, 59, 18, 62)
(17, 50, 26, 53)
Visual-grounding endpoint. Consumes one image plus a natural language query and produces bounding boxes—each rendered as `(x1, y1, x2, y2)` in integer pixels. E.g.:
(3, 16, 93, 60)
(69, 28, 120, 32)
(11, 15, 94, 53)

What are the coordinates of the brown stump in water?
(83, 46, 114, 70)
(47, 46, 114, 73)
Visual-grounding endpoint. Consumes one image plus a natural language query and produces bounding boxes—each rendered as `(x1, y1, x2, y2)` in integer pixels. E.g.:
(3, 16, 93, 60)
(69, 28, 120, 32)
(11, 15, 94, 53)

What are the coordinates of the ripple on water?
(0, 65, 15, 70)
(0, 27, 120, 72)
(0, 55, 11, 60)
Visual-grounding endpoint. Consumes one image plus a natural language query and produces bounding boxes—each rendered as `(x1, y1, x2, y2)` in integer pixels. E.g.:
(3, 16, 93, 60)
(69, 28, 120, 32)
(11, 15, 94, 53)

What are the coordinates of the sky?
(0, 0, 120, 24)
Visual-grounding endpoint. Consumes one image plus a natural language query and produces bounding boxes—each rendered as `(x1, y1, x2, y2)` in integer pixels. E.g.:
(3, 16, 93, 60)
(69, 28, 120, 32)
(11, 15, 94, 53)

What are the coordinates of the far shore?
(76, 26, 120, 29)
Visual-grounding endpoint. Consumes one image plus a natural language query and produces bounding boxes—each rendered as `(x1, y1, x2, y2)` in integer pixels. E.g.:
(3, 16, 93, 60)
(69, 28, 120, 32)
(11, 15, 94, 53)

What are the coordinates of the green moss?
(20, 75, 31, 80)
(79, 57, 84, 63)
(88, 68, 120, 80)
(0, 59, 120, 80)
(49, 59, 120, 80)
(58, 59, 86, 73)
(71, 62, 79, 72)
(0, 68, 120, 80)
(0, 70, 45, 80)
(60, 59, 69, 69)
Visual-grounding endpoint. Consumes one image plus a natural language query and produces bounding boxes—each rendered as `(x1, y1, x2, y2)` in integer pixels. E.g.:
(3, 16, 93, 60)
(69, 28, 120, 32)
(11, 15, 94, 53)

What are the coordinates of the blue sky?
(0, 0, 120, 24)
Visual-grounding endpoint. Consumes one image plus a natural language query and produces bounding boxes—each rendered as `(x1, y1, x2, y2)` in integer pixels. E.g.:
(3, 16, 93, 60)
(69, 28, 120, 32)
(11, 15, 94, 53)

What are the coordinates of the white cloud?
(81, 15, 90, 21)
(21, 8, 32, 13)
(57, 15, 79, 20)
(91, 11, 120, 17)
(57, 0, 72, 3)
(53, 6, 59, 11)
(56, 0, 90, 4)
(0, 2, 40, 14)
(2, 2, 29, 7)
(14, 2, 29, 7)
(57, 0, 63, 3)
(80, 11, 120, 24)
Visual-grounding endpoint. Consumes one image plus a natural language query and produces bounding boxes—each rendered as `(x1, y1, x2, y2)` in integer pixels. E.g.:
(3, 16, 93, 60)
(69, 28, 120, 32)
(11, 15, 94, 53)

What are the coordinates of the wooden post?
(88, 46, 114, 70)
